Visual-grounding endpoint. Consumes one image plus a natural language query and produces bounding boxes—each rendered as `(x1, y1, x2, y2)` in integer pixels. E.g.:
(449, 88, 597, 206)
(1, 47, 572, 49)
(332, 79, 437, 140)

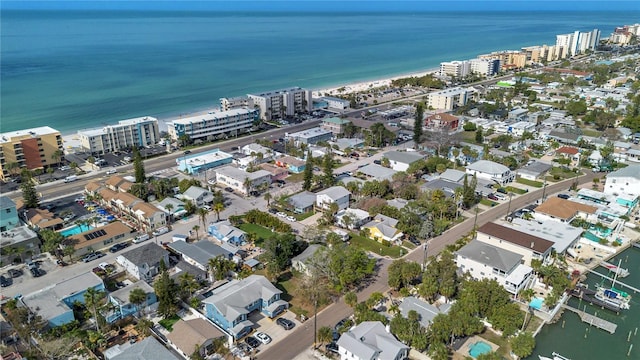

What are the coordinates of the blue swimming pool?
(469, 341, 492, 358)
(59, 224, 94, 237)
(529, 297, 544, 310)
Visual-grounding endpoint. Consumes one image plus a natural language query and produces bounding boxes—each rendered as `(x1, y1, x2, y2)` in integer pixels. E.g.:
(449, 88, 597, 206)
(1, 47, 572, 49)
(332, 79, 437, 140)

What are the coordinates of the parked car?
(488, 193, 499, 201)
(496, 187, 508, 194)
(224, 187, 234, 193)
(277, 212, 287, 218)
(325, 342, 339, 354)
(152, 227, 169, 237)
(82, 252, 106, 263)
(268, 208, 278, 214)
(255, 332, 271, 345)
(106, 169, 117, 175)
(286, 215, 296, 222)
(110, 242, 130, 253)
(494, 193, 507, 200)
(133, 233, 151, 244)
(0, 275, 11, 287)
(98, 262, 115, 271)
(7, 269, 22, 278)
(244, 336, 261, 349)
(276, 317, 295, 330)
(557, 193, 570, 200)
(30, 267, 45, 277)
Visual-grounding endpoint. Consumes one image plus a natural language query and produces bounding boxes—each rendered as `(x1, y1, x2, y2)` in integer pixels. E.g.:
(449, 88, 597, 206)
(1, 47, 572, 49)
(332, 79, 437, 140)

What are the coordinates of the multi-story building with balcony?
(556, 29, 600, 57)
(248, 87, 312, 121)
(0, 126, 64, 180)
(439, 60, 470, 78)
(167, 108, 259, 142)
(219, 95, 254, 111)
(77, 116, 160, 155)
(427, 87, 475, 111)
(469, 58, 501, 76)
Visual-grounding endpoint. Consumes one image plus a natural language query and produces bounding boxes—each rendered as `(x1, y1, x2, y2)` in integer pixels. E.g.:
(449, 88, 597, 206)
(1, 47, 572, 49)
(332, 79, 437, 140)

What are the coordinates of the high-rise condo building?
(220, 96, 254, 112)
(427, 87, 475, 111)
(78, 116, 160, 155)
(439, 61, 471, 78)
(478, 51, 527, 71)
(556, 29, 600, 57)
(167, 108, 259, 142)
(469, 59, 501, 76)
(248, 87, 312, 121)
(0, 126, 64, 180)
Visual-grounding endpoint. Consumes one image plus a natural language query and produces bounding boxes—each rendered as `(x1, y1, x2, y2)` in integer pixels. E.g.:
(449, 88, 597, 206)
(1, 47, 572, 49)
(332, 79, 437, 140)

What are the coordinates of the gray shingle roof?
(0, 196, 16, 210)
(399, 297, 451, 328)
(357, 164, 397, 181)
(109, 337, 179, 360)
(121, 243, 169, 267)
(607, 164, 640, 180)
(316, 186, 350, 200)
(288, 191, 317, 209)
(337, 321, 408, 360)
(456, 239, 522, 272)
(292, 244, 322, 264)
(466, 160, 510, 175)
(168, 240, 231, 267)
(383, 150, 424, 164)
(440, 169, 466, 183)
(202, 275, 282, 321)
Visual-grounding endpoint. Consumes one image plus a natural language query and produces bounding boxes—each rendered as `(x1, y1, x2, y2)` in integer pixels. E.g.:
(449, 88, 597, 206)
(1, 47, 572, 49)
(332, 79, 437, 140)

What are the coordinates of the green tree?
(317, 326, 333, 348)
(388, 259, 421, 290)
(84, 287, 106, 333)
(133, 147, 146, 183)
(51, 149, 64, 168)
(213, 202, 224, 222)
(154, 265, 178, 318)
(511, 331, 536, 358)
(322, 152, 335, 187)
(344, 291, 358, 308)
(40, 229, 64, 255)
(208, 255, 236, 281)
(21, 174, 39, 209)
(475, 128, 484, 143)
(128, 287, 148, 315)
(413, 103, 424, 145)
(303, 151, 313, 190)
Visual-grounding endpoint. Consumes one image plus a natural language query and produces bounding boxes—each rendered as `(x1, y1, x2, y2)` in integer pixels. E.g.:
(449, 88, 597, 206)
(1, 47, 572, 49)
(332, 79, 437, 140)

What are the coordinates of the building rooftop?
(556, 146, 579, 155)
(440, 169, 466, 183)
(109, 280, 154, 306)
(518, 161, 552, 176)
(166, 318, 225, 357)
(337, 321, 408, 360)
(286, 127, 332, 140)
(0, 225, 38, 247)
(288, 191, 317, 210)
(120, 243, 169, 267)
(0, 196, 16, 209)
(215, 165, 271, 181)
(357, 164, 397, 181)
(202, 275, 282, 320)
(170, 108, 256, 126)
(249, 86, 306, 97)
(0, 126, 60, 143)
(399, 297, 450, 328)
(457, 239, 523, 272)
(607, 164, 640, 180)
(508, 218, 583, 254)
(383, 150, 424, 164)
(178, 149, 234, 167)
(78, 117, 158, 136)
(466, 160, 510, 175)
(535, 197, 598, 220)
(106, 337, 180, 360)
(316, 186, 350, 200)
(292, 244, 322, 265)
(68, 221, 133, 251)
(322, 117, 351, 125)
(169, 240, 231, 267)
(478, 222, 554, 254)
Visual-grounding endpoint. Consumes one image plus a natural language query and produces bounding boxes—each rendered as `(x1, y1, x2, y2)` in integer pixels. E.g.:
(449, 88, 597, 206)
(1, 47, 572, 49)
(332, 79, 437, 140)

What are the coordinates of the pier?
(561, 304, 618, 334)
(584, 269, 640, 293)
(633, 242, 640, 249)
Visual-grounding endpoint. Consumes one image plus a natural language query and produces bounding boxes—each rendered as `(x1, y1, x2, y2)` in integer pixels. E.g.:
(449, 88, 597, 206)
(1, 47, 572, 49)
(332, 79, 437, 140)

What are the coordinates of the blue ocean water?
(1, 10, 638, 133)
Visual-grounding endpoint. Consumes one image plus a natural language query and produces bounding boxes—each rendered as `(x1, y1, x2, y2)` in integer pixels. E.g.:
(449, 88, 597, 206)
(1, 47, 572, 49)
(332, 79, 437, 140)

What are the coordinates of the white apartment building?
(427, 87, 474, 111)
(604, 165, 640, 200)
(219, 96, 254, 111)
(439, 60, 470, 78)
(78, 116, 160, 155)
(556, 29, 600, 57)
(469, 58, 500, 76)
(248, 87, 312, 121)
(167, 108, 259, 142)
(213, 166, 272, 195)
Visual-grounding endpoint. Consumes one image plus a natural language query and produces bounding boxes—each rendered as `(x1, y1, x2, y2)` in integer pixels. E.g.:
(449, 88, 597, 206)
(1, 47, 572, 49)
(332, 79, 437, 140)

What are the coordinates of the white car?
(254, 332, 271, 345)
(277, 212, 287, 218)
(106, 169, 117, 175)
(286, 216, 296, 222)
(494, 193, 507, 200)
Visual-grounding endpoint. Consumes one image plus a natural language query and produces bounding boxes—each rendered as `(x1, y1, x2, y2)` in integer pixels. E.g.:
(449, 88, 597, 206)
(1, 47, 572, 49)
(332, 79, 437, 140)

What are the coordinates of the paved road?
(257, 170, 597, 360)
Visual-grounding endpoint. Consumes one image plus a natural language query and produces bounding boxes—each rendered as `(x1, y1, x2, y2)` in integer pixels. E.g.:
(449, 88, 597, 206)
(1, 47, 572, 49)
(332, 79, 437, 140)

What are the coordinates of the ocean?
(1, 10, 638, 134)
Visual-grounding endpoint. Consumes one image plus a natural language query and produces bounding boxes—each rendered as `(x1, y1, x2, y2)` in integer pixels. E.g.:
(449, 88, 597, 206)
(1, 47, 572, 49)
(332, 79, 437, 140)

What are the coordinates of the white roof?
(1, 126, 60, 143)
(170, 108, 256, 125)
(317, 186, 351, 200)
(466, 160, 510, 175)
(215, 165, 271, 181)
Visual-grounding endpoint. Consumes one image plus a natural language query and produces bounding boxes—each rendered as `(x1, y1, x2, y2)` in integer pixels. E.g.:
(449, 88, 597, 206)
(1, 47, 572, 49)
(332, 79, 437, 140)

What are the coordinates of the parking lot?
(235, 311, 301, 355)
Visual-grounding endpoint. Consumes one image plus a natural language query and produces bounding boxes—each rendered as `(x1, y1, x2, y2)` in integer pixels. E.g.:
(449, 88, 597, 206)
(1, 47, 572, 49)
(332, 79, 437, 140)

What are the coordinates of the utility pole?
(541, 177, 548, 202)
(506, 192, 514, 220)
(473, 205, 479, 230)
(422, 242, 429, 270)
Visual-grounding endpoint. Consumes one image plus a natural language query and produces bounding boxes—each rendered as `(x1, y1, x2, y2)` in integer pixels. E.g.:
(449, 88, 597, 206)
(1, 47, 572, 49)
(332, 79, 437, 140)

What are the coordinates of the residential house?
(105, 175, 134, 193)
(439, 169, 467, 183)
(465, 160, 515, 185)
(399, 297, 451, 329)
(476, 222, 554, 265)
(386, 198, 409, 210)
(517, 161, 552, 181)
(508, 108, 529, 121)
(157, 197, 187, 219)
(207, 220, 247, 246)
(291, 244, 322, 275)
(20, 272, 104, 327)
(288, 191, 317, 214)
(107, 280, 157, 323)
(455, 239, 534, 296)
(382, 151, 425, 172)
(203, 275, 288, 339)
(534, 197, 598, 223)
(424, 113, 460, 132)
(356, 164, 397, 181)
(508, 121, 536, 136)
(285, 127, 333, 145)
(322, 117, 352, 135)
(316, 186, 351, 210)
(166, 319, 226, 359)
(508, 218, 583, 256)
(25, 208, 63, 231)
(556, 146, 580, 162)
(603, 164, 640, 201)
(214, 166, 272, 195)
(242, 143, 274, 159)
(0, 225, 40, 265)
(363, 214, 403, 244)
(131, 202, 167, 231)
(421, 178, 462, 198)
(260, 163, 289, 182)
(168, 238, 233, 273)
(332, 138, 365, 151)
(176, 149, 234, 174)
(335, 208, 371, 230)
(548, 130, 581, 145)
(275, 156, 306, 174)
(104, 337, 180, 360)
(0, 196, 19, 232)
(170, 260, 209, 283)
(182, 186, 214, 207)
(67, 221, 134, 257)
(336, 321, 409, 360)
(116, 243, 170, 281)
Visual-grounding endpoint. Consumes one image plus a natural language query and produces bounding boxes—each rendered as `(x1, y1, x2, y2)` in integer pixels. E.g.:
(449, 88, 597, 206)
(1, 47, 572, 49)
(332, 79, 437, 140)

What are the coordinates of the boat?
(594, 259, 632, 310)
(539, 352, 571, 360)
(600, 261, 630, 277)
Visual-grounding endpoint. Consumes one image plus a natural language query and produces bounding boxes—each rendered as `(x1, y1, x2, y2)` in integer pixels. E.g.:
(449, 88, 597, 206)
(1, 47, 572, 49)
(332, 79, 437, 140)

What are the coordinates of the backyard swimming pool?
(529, 297, 544, 310)
(59, 224, 94, 237)
(469, 341, 492, 358)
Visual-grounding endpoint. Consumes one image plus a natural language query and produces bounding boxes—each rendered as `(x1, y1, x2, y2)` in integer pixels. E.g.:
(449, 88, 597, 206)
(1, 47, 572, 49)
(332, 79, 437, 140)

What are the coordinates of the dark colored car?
(224, 187, 234, 192)
(30, 267, 45, 277)
(557, 193, 570, 200)
(325, 342, 339, 354)
(496, 187, 508, 194)
(268, 208, 278, 214)
(276, 317, 295, 330)
(0, 275, 11, 287)
(110, 242, 130, 253)
(244, 336, 261, 349)
(373, 159, 382, 165)
(8, 269, 22, 278)
(183, 150, 192, 155)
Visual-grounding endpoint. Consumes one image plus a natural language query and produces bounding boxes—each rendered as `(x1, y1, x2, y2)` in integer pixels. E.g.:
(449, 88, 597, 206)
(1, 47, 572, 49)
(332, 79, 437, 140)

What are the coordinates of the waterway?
(528, 245, 640, 359)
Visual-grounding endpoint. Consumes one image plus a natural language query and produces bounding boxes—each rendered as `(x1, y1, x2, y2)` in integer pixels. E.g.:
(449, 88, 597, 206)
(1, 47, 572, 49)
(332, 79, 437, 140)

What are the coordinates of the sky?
(2, 0, 639, 12)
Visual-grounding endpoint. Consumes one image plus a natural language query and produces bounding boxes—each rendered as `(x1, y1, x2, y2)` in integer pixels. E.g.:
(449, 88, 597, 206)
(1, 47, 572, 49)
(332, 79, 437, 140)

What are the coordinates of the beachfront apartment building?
(167, 108, 259, 142)
(556, 29, 600, 58)
(439, 60, 470, 78)
(427, 87, 474, 111)
(77, 117, 160, 155)
(248, 87, 312, 121)
(0, 126, 64, 180)
(478, 50, 527, 71)
(220, 95, 254, 111)
(469, 58, 501, 76)
(521, 45, 564, 63)
(285, 127, 333, 145)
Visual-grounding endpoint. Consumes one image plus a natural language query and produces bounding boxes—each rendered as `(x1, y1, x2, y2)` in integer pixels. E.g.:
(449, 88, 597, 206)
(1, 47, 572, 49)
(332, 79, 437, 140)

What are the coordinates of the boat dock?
(599, 261, 629, 277)
(633, 242, 640, 249)
(584, 269, 640, 294)
(561, 304, 618, 334)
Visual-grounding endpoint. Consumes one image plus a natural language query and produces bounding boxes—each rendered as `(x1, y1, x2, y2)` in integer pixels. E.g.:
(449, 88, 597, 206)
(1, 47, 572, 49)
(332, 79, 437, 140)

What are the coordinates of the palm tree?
(165, 204, 174, 225)
(135, 318, 153, 337)
(264, 192, 272, 207)
(51, 149, 63, 168)
(192, 225, 200, 241)
(84, 287, 106, 332)
(178, 272, 199, 299)
(46, 167, 54, 180)
(128, 287, 147, 315)
(243, 177, 252, 195)
(197, 207, 208, 229)
(317, 326, 333, 349)
(207, 256, 234, 282)
(213, 202, 224, 222)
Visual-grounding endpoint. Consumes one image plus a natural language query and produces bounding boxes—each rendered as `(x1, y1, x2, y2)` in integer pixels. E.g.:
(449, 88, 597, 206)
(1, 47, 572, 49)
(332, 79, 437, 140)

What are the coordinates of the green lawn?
(286, 172, 304, 183)
(238, 223, 276, 240)
(349, 234, 403, 258)
(516, 178, 544, 188)
(402, 241, 417, 250)
(505, 186, 528, 195)
(581, 129, 602, 137)
(480, 199, 498, 207)
(294, 211, 315, 221)
(158, 314, 180, 331)
(547, 167, 582, 182)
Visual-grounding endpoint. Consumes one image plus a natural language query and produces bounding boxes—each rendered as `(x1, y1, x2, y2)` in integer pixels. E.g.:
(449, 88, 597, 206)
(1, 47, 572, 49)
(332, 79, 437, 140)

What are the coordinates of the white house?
(116, 243, 170, 281)
(465, 160, 515, 185)
(336, 321, 409, 360)
(455, 240, 534, 296)
(476, 222, 554, 266)
(214, 166, 272, 195)
(335, 208, 371, 230)
(382, 151, 425, 172)
(291, 244, 322, 275)
(316, 186, 351, 210)
(604, 165, 640, 200)
(182, 186, 214, 207)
